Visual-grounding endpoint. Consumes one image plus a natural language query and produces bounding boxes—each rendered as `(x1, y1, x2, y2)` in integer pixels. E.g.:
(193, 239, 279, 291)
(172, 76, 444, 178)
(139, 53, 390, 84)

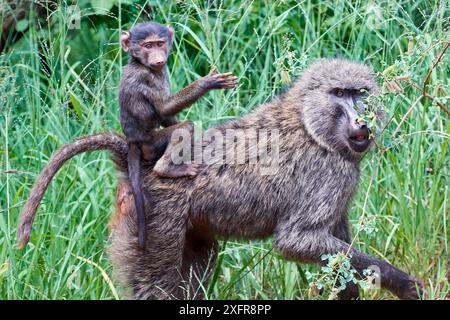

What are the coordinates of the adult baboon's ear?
(121, 31, 130, 52)
(166, 26, 174, 45)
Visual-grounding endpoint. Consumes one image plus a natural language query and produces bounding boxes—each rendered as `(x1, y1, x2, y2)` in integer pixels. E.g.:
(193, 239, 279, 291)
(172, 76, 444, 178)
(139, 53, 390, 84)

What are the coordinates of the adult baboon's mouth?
(350, 132, 367, 141)
(348, 128, 371, 152)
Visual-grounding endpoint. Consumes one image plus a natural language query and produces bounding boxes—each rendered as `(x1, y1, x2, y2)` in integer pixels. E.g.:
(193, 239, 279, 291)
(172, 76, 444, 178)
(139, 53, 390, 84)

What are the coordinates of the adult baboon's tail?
(17, 133, 128, 248)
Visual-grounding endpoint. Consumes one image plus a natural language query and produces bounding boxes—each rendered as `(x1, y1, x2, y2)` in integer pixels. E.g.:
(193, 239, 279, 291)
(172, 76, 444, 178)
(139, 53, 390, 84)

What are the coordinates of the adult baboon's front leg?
(331, 215, 360, 300)
(273, 227, 421, 300)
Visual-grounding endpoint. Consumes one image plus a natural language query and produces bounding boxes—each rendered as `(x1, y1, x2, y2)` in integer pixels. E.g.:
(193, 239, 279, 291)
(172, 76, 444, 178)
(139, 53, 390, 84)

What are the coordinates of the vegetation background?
(0, 0, 448, 299)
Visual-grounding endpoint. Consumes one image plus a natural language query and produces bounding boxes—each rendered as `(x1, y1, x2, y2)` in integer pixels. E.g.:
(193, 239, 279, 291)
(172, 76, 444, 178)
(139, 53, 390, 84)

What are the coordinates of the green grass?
(0, 0, 449, 299)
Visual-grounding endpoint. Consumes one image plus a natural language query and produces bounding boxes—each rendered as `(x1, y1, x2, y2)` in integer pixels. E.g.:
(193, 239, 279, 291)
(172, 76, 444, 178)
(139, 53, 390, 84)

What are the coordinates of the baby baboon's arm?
(157, 67, 237, 117)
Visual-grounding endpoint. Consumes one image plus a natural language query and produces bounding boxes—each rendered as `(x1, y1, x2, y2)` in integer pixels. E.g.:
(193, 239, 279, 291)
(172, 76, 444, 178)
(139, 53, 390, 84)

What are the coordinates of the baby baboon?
(119, 22, 237, 248)
(17, 58, 421, 300)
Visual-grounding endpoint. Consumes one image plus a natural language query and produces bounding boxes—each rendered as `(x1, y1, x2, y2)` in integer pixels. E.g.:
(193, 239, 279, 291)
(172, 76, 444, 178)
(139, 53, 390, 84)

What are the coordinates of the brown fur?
(109, 59, 421, 300)
(17, 58, 421, 300)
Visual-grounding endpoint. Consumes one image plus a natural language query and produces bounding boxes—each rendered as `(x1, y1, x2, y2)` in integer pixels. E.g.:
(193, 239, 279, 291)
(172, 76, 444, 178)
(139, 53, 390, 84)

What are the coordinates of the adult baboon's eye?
(335, 89, 344, 97)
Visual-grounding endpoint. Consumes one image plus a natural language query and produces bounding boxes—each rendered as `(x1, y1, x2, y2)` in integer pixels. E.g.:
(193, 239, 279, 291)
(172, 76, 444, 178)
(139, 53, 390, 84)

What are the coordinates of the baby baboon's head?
(121, 22, 174, 71)
(297, 58, 380, 159)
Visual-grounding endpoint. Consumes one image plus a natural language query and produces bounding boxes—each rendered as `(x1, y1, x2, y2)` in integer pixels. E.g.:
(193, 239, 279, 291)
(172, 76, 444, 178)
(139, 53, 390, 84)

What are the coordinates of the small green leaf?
(381, 64, 396, 76)
(15, 19, 29, 32)
(69, 90, 84, 122)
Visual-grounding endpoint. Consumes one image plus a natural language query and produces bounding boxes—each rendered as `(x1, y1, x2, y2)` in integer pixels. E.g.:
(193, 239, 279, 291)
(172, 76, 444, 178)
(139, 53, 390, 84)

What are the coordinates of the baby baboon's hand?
(202, 66, 238, 90)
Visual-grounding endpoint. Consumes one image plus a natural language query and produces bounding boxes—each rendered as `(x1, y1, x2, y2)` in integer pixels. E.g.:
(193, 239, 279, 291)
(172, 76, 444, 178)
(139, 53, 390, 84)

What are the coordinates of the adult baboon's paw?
(394, 275, 423, 300)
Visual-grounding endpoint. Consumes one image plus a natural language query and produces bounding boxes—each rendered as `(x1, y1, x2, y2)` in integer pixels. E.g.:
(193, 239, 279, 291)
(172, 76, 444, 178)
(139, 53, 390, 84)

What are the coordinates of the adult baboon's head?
(297, 58, 380, 159)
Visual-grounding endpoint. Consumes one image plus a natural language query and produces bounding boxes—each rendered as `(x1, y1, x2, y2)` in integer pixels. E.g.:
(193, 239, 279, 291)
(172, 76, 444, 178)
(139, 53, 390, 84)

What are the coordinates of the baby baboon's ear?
(121, 31, 131, 52)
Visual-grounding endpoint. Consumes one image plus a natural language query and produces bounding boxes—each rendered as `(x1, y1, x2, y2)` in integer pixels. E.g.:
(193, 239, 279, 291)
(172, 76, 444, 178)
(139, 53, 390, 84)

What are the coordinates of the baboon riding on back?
(17, 58, 422, 300)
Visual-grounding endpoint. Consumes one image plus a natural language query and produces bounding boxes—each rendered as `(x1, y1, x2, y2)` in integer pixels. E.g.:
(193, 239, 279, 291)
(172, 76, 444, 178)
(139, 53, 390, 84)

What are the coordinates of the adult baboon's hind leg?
(108, 178, 189, 300)
(181, 224, 219, 299)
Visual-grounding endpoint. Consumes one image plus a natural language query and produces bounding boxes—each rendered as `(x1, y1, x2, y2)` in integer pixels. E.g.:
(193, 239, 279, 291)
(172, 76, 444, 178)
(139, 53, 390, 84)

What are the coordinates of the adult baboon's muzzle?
(348, 124, 370, 153)
(344, 99, 371, 153)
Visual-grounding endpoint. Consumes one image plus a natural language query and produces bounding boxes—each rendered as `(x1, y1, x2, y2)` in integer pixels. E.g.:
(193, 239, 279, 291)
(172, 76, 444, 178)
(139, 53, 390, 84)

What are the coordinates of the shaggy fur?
(110, 58, 420, 300)
(17, 58, 421, 300)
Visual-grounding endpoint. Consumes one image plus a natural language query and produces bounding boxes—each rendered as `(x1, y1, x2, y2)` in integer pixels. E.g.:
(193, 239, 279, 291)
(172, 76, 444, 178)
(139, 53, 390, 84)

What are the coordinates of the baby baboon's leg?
(332, 216, 360, 300)
(140, 143, 154, 162)
(152, 121, 198, 178)
(109, 180, 189, 300)
(181, 224, 219, 299)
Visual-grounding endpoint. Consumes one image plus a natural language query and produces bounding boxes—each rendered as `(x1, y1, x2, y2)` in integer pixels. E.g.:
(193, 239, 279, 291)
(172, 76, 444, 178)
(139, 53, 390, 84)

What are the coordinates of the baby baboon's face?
(298, 59, 380, 158)
(121, 22, 174, 72)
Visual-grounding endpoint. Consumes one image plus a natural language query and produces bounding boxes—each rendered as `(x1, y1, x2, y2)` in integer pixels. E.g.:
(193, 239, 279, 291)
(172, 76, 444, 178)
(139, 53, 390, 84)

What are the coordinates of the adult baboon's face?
(328, 87, 371, 153)
(298, 59, 380, 158)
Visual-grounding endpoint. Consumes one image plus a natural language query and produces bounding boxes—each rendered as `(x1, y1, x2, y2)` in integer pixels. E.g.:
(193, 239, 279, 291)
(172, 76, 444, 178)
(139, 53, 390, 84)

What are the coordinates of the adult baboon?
(17, 58, 421, 300)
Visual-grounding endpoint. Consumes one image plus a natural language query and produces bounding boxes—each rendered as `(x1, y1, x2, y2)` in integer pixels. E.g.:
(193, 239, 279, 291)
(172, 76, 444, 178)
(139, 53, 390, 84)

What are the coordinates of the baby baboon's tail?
(17, 133, 128, 248)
